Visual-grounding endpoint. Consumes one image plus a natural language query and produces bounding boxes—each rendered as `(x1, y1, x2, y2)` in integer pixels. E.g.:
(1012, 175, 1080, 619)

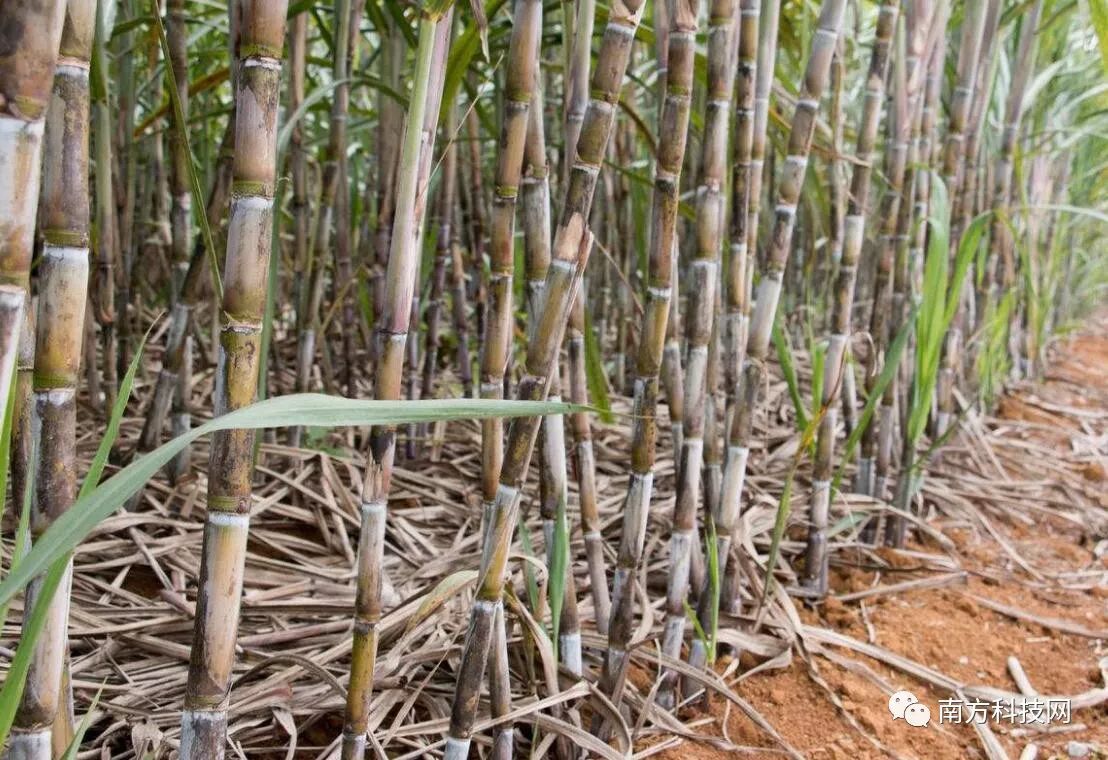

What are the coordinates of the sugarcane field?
(2, 0, 1108, 756)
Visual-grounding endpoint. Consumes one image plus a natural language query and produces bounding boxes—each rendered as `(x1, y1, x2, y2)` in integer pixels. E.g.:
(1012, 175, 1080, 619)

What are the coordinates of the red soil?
(651, 318, 1108, 759)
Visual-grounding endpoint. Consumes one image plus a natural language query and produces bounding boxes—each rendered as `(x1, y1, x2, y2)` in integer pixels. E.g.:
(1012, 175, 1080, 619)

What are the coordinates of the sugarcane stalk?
(38, 0, 97, 744)
(601, 0, 698, 713)
(701, 281, 724, 525)
(908, 5, 949, 318)
(654, 0, 682, 461)
(450, 239, 474, 398)
(880, 7, 941, 547)
(719, 0, 847, 616)
(0, 0, 67, 536)
(664, 0, 737, 693)
(461, 3, 544, 748)
(717, 0, 763, 618)
(479, 0, 543, 539)
(483, 6, 546, 752)
(563, 0, 595, 186)
(341, 11, 453, 759)
(934, 0, 989, 440)
(364, 24, 403, 372)
(336, 3, 363, 397)
(114, 0, 138, 382)
(462, 104, 488, 350)
(132, 118, 234, 483)
(166, 0, 190, 302)
(488, 76, 555, 760)
(297, 0, 355, 436)
(857, 48, 910, 510)
(421, 106, 459, 406)
(561, 0, 610, 636)
(288, 11, 308, 369)
(982, 0, 1044, 362)
(953, 0, 1000, 251)
(179, 1, 289, 754)
(798, 0, 899, 593)
(937, 0, 998, 389)
(566, 292, 610, 634)
(609, 128, 632, 392)
(827, 37, 845, 274)
(660, 248, 684, 456)
(737, 0, 781, 356)
(524, 91, 551, 321)
(536, 363, 580, 760)
(445, 1, 645, 753)
(91, 0, 117, 416)
(4, 2, 91, 757)
(162, 0, 193, 483)
(802, 0, 904, 589)
(882, 2, 955, 549)
(538, 368, 582, 674)
(521, 74, 583, 678)
(293, 19, 350, 431)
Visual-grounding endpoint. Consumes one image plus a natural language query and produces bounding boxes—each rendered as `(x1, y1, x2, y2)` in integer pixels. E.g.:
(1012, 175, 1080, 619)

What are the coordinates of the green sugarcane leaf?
(111, 14, 153, 39)
(421, 0, 456, 21)
(362, 0, 390, 44)
(79, 325, 152, 501)
(517, 521, 541, 621)
(0, 396, 575, 609)
(685, 597, 708, 648)
(0, 556, 68, 747)
(828, 510, 870, 538)
(704, 514, 720, 664)
(582, 309, 614, 423)
(1088, 0, 1108, 73)
(761, 370, 836, 609)
(947, 213, 990, 330)
(907, 176, 980, 448)
(547, 491, 569, 661)
(1021, 202, 1108, 225)
(277, 78, 352, 156)
(909, 174, 952, 446)
(466, 0, 490, 60)
(809, 339, 826, 455)
(833, 310, 915, 493)
(0, 358, 18, 547)
(773, 318, 808, 430)
(347, 75, 403, 111)
(381, 0, 418, 47)
(149, 0, 223, 302)
(0, 432, 34, 633)
(404, 570, 478, 633)
(60, 683, 105, 760)
(760, 451, 799, 609)
(440, 0, 509, 121)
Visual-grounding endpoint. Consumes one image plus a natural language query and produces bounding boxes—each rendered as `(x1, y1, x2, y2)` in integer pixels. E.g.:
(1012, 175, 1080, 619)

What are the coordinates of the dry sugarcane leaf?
(270, 705, 297, 760)
(403, 569, 478, 633)
(533, 712, 630, 760)
(965, 592, 1108, 639)
(129, 721, 162, 758)
(625, 646, 803, 760)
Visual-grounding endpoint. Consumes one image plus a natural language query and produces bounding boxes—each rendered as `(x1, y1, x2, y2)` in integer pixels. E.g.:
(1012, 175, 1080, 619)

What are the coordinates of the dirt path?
(654, 314, 1108, 760)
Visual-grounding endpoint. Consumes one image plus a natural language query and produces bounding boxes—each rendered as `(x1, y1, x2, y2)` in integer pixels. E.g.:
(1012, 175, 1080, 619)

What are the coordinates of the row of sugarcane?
(0, 0, 1102, 756)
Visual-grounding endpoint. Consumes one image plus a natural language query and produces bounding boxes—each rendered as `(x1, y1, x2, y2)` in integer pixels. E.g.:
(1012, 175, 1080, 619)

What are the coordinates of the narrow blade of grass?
(0, 396, 574, 609)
